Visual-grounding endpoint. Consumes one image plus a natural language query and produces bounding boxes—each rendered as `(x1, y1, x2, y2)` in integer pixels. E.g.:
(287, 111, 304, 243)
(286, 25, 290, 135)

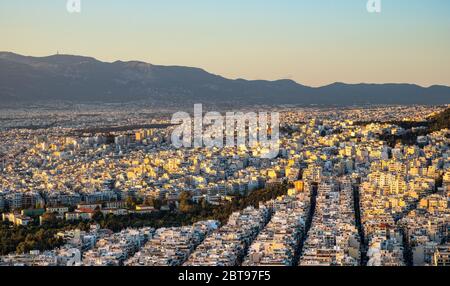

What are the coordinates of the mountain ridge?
(1, 52, 449, 106)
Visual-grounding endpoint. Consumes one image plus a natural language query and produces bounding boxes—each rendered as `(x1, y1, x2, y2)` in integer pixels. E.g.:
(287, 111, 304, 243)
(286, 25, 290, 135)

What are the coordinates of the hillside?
(1, 52, 450, 107)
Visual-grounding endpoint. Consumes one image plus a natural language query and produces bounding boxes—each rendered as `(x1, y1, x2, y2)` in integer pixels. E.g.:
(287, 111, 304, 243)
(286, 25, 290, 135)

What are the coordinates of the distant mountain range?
(1, 51, 450, 107)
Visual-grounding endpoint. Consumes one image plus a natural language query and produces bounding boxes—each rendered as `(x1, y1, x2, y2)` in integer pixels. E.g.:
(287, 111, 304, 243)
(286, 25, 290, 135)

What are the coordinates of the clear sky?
(1, 0, 450, 87)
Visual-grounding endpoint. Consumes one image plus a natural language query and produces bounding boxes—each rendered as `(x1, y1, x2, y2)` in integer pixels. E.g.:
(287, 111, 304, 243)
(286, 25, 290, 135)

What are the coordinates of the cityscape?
(0, 105, 448, 266)
(0, 0, 450, 273)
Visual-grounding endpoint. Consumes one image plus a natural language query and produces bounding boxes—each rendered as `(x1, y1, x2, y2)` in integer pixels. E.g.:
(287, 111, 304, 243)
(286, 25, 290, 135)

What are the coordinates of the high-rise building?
(433, 245, 450, 266)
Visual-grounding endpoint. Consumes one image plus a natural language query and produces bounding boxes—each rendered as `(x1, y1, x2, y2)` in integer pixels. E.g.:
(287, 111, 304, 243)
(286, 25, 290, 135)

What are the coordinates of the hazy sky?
(1, 0, 450, 87)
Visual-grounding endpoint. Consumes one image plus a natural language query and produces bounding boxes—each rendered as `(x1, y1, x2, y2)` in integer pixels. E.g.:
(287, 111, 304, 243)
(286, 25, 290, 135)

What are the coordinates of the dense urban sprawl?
(0, 105, 449, 266)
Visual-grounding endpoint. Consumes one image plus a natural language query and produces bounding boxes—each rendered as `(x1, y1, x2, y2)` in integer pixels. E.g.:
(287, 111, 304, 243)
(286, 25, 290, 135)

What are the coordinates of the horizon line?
(1, 50, 449, 89)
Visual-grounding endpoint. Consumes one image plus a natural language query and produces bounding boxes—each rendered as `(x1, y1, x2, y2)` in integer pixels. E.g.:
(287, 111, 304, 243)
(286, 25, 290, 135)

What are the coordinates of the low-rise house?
(101, 208, 128, 216)
(76, 203, 102, 210)
(46, 206, 69, 216)
(65, 208, 95, 221)
(2, 212, 33, 226)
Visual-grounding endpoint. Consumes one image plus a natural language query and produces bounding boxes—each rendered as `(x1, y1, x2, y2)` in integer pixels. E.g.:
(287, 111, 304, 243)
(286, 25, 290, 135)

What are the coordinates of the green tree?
(153, 199, 163, 210)
(179, 191, 194, 213)
(143, 196, 154, 207)
(126, 196, 137, 209)
(92, 210, 104, 221)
